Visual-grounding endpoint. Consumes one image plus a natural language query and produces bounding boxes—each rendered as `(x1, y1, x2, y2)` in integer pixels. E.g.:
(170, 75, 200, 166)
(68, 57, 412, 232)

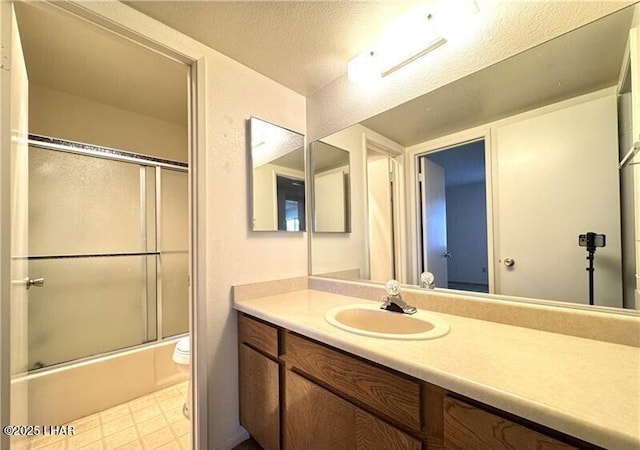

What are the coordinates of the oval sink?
(325, 304, 450, 340)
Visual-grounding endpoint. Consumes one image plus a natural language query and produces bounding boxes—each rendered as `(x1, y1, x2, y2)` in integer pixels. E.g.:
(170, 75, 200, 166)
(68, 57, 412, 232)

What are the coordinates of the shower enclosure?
(25, 134, 189, 371)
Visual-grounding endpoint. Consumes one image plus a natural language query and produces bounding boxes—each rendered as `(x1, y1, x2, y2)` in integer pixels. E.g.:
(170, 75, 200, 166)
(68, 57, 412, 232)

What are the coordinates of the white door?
(367, 152, 394, 281)
(1, 2, 30, 444)
(420, 157, 448, 288)
(494, 94, 621, 306)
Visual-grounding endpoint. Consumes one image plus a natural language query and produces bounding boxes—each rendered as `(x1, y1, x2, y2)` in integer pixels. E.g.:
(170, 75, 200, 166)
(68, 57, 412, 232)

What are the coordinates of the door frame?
(0, 1, 208, 448)
(406, 127, 495, 292)
(362, 132, 407, 283)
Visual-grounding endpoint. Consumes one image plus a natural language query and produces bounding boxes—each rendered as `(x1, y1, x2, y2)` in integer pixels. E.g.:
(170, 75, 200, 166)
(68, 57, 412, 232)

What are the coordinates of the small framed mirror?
(250, 117, 306, 232)
(310, 141, 351, 233)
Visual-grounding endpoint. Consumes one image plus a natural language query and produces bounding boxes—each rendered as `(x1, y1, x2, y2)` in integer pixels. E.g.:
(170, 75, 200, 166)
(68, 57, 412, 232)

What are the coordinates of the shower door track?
(27, 134, 188, 172)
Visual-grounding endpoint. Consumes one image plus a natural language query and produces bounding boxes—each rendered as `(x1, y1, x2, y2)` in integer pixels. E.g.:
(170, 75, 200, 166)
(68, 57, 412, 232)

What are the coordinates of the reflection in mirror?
(310, 5, 640, 312)
(311, 141, 351, 233)
(250, 117, 305, 231)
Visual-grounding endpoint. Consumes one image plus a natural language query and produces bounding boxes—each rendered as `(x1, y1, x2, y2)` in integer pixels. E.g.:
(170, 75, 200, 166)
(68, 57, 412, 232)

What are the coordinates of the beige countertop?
(234, 289, 640, 450)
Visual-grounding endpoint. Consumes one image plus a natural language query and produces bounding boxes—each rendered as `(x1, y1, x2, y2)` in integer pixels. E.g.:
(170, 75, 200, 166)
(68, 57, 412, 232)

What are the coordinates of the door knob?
(442, 252, 451, 258)
(25, 277, 45, 289)
(503, 257, 515, 267)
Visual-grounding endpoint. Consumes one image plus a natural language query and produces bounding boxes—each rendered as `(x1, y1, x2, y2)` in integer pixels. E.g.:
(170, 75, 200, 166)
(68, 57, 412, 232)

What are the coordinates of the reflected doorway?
(418, 140, 489, 293)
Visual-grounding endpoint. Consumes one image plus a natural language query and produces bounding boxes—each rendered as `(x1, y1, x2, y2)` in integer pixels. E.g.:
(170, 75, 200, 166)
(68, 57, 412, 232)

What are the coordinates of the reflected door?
(494, 95, 622, 306)
(419, 158, 448, 288)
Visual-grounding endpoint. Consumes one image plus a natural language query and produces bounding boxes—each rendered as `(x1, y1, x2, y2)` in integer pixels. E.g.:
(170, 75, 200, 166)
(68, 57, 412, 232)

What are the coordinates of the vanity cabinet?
(238, 313, 595, 450)
(238, 314, 280, 450)
(286, 371, 421, 450)
(443, 397, 577, 450)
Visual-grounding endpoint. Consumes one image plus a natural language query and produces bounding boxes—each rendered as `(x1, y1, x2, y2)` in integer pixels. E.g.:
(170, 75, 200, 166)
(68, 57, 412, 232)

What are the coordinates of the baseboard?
(216, 427, 250, 450)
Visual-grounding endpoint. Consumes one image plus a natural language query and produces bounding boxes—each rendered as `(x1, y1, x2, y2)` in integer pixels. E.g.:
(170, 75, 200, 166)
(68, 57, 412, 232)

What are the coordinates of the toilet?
(172, 336, 191, 419)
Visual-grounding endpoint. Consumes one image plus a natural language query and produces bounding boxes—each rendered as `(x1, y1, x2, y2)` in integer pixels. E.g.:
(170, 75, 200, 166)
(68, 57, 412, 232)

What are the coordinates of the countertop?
(234, 289, 640, 450)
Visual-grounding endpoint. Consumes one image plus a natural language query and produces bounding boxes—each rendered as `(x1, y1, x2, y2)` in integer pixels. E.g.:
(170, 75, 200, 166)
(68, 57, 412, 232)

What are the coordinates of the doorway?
(418, 140, 489, 293)
(2, 2, 200, 448)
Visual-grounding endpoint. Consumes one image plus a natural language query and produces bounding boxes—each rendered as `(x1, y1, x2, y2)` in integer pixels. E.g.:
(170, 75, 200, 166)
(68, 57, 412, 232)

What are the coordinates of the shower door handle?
(25, 277, 45, 289)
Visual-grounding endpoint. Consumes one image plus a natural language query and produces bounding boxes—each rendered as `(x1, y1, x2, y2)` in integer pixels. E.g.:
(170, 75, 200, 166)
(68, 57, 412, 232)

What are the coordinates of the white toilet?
(172, 336, 191, 419)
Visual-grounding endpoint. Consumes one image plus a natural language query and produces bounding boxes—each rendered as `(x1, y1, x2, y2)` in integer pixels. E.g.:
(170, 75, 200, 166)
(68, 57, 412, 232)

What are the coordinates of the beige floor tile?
(176, 383, 188, 395)
(131, 404, 162, 424)
(66, 425, 102, 449)
(29, 432, 65, 450)
(77, 440, 105, 450)
(140, 427, 174, 450)
(155, 441, 181, 450)
(136, 415, 167, 438)
(158, 396, 184, 413)
(100, 404, 131, 425)
(113, 441, 143, 450)
(162, 407, 185, 425)
(169, 419, 190, 438)
(69, 414, 101, 435)
(102, 427, 138, 450)
(154, 388, 180, 402)
(32, 440, 66, 450)
(102, 414, 134, 438)
(177, 433, 191, 450)
(127, 394, 157, 413)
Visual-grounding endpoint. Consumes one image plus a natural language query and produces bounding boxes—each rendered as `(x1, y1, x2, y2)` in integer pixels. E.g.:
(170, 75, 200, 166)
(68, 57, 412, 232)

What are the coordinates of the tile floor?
(24, 381, 190, 450)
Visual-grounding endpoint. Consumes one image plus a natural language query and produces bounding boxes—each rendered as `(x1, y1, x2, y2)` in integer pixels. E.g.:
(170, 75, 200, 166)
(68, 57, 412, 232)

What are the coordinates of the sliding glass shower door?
(26, 138, 188, 370)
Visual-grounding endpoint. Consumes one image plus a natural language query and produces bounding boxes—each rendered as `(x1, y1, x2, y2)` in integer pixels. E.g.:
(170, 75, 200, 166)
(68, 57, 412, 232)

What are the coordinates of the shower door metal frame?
(26, 134, 189, 367)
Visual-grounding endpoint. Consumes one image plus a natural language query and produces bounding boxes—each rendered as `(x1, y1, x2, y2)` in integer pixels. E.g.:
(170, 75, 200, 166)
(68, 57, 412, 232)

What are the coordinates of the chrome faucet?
(380, 280, 417, 315)
(420, 272, 435, 289)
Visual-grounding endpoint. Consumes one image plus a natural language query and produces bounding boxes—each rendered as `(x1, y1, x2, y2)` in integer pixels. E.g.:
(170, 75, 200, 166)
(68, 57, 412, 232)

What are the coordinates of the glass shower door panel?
(29, 147, 146, 255)
(161, 252, 189, 337)
(160, 169, 188, 337)
(27, 255, 156, 369)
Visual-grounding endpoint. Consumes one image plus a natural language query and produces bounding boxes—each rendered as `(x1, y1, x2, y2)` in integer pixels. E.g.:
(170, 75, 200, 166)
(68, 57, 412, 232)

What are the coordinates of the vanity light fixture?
(347, 0, 479, 83)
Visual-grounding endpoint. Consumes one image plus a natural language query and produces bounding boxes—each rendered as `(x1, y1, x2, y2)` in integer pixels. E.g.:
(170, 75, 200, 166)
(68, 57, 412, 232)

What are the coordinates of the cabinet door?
(239, 344, 280, 450)
(285, 371, 420, 450)
(444, 397, 577, 450)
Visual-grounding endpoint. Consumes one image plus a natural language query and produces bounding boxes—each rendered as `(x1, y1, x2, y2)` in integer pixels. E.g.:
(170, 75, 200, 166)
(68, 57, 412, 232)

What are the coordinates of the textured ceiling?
(124, 0, 427, 96)
(15, 2, 188, 126)
(360, 5, 634, 147)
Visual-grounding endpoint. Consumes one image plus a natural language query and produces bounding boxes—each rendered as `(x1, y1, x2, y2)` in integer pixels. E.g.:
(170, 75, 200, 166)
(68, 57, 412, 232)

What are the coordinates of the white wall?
(29, 84, 188, 162)
(307, 2, 633, 141)
(51, 3, 308, 449)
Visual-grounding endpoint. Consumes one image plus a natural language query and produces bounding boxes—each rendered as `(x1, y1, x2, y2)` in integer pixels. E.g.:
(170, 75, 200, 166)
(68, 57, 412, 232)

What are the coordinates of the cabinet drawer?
(444, 396, 578, 450)
(285, 333, 421, 432)
(238, 313, 279, 357)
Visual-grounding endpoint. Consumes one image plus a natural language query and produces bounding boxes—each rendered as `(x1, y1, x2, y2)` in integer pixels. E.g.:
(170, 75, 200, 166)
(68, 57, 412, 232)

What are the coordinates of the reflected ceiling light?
(347, 0, 479, 83)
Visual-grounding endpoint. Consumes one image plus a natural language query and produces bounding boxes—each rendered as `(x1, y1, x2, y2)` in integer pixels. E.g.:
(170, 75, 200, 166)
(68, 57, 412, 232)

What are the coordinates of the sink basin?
(324, 304, 450, 340)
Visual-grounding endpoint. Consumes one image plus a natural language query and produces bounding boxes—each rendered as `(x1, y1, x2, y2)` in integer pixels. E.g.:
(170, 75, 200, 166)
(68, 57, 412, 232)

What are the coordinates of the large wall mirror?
(250, 117, 306, 232)
(310, 141, 351, 233)
(310, 5, 640, 313)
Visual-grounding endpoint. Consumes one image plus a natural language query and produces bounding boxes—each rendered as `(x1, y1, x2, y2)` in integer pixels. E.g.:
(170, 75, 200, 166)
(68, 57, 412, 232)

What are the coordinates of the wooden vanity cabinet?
(238, 314, 280, 450)
(238, 313, 596, 450)
(443, 397, 578, 450)
(285, 370, 421, 450)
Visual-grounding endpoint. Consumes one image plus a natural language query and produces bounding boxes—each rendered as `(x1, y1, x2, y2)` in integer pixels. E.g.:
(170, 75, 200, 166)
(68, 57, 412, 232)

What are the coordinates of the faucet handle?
(420, 272, 435, 289)
(385, 279, 401, 296)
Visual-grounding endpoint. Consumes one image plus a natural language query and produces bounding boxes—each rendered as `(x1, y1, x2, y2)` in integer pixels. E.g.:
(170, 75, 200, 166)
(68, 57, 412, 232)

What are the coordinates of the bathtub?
(12, 337, 189, 426)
